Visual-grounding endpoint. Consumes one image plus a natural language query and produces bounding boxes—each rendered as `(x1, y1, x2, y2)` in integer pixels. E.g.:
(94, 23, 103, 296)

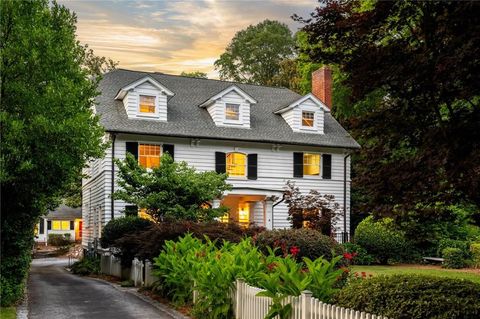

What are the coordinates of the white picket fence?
(234, 279, 387, 319)
(100, 253, 158, 287)
(100, 252, 122, 278)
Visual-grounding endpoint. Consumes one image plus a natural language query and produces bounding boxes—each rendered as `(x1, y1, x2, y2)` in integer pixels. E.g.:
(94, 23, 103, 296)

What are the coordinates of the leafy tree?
(214, 19, 295, 85)
(180, 71, 208, 79)
(113, 154, 231, 222)
(0, 0, 110, 305)
(283, 181, 340, 235)
(295, 1, 480, 237)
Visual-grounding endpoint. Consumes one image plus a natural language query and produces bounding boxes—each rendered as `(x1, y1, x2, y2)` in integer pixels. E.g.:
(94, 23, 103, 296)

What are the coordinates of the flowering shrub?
(153, 234, 347, 319)
(342, 242, 375, 265)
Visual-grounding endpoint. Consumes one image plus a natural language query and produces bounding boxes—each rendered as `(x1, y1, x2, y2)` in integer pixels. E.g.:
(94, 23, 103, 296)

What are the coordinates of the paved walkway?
(28, 258, 175, 319)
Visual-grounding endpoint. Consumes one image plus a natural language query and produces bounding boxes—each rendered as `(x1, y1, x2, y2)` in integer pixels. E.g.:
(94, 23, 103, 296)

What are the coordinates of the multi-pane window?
(226, 152, 246, 177)
(52, 220, 70, 230)
(139, 95, 156, 113)
(302, 111, 315, 127)
(139, 144, 161, 168)
(225, 103, 240, 121)
(303, 153, 320, 176)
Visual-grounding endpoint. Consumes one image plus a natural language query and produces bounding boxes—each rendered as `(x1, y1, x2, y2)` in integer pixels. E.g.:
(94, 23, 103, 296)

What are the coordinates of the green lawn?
(0, 307, 16, 319)
(352, 264, 480, 284)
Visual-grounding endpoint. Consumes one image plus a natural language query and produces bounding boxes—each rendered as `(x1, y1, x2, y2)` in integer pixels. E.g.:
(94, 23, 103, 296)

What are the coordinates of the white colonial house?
(82, 67, 360, 248)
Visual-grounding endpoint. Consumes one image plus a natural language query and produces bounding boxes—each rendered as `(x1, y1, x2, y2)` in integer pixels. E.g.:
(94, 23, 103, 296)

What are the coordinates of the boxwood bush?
(471, 243, 480, 268)
(354, 216, 409, 264)
(333, 274, 480, 319)
(442, 247, 465, 269)
(254, 228, 343, 261)
(437, 238, 469, 258)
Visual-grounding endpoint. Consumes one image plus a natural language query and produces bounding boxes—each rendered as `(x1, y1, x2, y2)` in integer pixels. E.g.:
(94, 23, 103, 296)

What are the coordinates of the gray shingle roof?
(46, 204, 81, 220)
(96, 69, 360, 149)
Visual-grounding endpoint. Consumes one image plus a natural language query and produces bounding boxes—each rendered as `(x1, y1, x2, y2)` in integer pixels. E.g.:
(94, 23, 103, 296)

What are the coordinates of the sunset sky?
(59, 0, 317, 78)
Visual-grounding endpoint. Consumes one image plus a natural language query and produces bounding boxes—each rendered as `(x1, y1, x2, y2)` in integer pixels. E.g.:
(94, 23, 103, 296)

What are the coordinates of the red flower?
(361, 271, 367, 278)
(340, 266, 350, 273)
(290, 246, 300, 257)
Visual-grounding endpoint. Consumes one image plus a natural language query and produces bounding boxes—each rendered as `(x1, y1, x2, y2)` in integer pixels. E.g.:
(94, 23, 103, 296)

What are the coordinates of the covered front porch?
(213, 188, 283, 229)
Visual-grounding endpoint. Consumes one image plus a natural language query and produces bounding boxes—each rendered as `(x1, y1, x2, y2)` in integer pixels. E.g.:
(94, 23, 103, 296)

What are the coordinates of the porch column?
(264, 198, 274, 230)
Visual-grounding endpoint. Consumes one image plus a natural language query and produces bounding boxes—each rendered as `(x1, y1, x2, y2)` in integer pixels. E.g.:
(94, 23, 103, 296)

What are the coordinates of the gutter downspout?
(111, 133, 117, 221)
(272, 194, 286, 229)
(343, 153, 351, 242)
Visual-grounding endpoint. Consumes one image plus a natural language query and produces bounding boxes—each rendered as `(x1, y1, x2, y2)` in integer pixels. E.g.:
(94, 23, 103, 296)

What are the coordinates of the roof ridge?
(113, 68, 295, 92)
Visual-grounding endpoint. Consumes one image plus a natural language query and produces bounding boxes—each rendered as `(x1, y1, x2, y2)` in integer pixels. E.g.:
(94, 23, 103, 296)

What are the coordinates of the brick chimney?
(312, 66, 332, 109)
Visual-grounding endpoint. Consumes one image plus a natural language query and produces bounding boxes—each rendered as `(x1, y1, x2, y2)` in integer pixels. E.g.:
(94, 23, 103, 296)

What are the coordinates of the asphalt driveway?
(28, 258, 176, 319)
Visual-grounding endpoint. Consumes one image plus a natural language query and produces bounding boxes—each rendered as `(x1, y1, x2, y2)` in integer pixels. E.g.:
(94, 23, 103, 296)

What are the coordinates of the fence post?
(235, 279, 243, 319)
(301, 290, 312, 319)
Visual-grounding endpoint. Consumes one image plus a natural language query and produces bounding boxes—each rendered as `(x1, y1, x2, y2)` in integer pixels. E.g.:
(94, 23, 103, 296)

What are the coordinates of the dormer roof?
(114, 76, 175, 100)
(198, 85, 257, 108)
(274, 93, 330, 114)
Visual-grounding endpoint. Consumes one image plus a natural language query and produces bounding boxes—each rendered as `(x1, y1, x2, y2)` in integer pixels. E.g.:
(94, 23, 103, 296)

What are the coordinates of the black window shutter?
(215, 152, 226, 174)
(162, 144, 174, 161)
(39, 219, 44, 234)
(322, 154, 332, 179)
(47, 220, 52, 230)
(126, 142, 138, 160)
(247, 154, 258, 180)
(124, 205, 138, 217)
(70, 221, 75, 230)
(293, 152, 304, 178)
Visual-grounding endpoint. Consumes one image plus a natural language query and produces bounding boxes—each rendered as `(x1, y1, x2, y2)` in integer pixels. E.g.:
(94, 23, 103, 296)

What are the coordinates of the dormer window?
(274, 93, 329, 134)
(114, 76, 174, 121)
(302, 111, 315, 127)
(199, 85, 256, 129)
(225, 103, 240, 121)
(139, 95, 155, 114)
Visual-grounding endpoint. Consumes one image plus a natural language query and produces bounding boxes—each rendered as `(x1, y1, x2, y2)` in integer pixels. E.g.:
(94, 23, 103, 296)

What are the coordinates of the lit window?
(139, 95, 156, 113)
(303, 153, 320, 176)
(302, 111, 315, 127)
(139, 144, 161, 168)
(220, 213, 230, 223)
(226, 152, 246, 177)
(52, 220, 70, 230)
(238, 205, 249, 225)
(225, 103, 240, 121)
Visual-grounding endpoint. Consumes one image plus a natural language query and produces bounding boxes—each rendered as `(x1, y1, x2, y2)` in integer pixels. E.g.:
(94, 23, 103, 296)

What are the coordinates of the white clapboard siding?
(234, 280, 387, 319)
(83, 133, 352, 247)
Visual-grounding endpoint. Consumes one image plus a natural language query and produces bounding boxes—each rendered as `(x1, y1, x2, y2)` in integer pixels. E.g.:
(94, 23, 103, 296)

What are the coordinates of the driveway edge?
(87, 276, 190, 319)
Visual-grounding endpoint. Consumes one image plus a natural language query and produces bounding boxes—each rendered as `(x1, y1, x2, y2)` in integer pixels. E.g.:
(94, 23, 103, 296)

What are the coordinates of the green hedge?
(254, 228, 343, 261)
(437, 238, 469, 258)
(471, 243, 480, 268)
(354, 216, 409, 264)
(333, 274, 480, 319)
(47, 234, 71, 246)
(442, 247, 465, 269)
